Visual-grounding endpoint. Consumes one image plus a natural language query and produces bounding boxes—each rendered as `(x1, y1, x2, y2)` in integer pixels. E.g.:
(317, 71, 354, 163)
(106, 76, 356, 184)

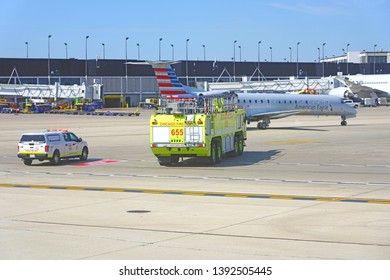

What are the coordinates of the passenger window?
(47, 134, 60, 142)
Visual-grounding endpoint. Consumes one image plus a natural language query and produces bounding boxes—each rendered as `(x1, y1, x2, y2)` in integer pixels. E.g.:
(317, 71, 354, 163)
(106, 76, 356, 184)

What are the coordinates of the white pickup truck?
(342, 98, 359, 108)
(17, 130, 88, 166)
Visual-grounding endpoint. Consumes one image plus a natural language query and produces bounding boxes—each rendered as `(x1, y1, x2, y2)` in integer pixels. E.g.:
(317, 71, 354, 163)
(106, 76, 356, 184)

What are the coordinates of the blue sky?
(1, 0, 389, 62)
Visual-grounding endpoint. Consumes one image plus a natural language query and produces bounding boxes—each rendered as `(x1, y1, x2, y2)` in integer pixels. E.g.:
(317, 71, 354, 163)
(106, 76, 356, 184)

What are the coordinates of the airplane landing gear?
(341, 115, 347, 126)
(257, 119, 270, 129)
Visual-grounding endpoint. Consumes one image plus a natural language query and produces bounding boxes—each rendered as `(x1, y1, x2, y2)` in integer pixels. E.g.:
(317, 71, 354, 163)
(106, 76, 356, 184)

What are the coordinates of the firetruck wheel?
(171, 156, 179, 164)
(208, 141, 218, 165)
(51, 150, 61, 166)
(23, 159, 32, 166)
(215, 141, 222, 163)
(238, 134, 244, 155)
(232, 135, 240, 156)
(158, 157, 172, 166)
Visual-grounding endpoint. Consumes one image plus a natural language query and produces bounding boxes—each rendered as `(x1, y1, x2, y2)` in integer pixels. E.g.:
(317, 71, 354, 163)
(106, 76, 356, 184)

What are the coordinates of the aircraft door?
(320, 99, 329, 113)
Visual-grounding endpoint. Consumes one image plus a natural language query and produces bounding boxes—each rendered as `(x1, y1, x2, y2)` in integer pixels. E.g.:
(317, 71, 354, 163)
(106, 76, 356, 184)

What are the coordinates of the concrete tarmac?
(0, 107, 389, 259)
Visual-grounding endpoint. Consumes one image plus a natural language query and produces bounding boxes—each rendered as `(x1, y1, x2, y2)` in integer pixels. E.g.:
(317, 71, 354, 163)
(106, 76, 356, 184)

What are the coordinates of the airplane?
(237, 92, 357, 129)
(144, 61, 357, 129)
(329, 74, 390, 99)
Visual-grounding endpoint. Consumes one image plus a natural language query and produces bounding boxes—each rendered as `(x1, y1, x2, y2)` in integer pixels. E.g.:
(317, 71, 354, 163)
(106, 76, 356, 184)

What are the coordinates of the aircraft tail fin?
(128, 61, 209, 98)
(150, 62, 189, 96)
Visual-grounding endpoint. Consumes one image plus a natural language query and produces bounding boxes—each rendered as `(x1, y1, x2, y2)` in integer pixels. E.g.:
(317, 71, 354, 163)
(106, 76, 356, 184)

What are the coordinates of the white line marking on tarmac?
(1, 170, 390, 187)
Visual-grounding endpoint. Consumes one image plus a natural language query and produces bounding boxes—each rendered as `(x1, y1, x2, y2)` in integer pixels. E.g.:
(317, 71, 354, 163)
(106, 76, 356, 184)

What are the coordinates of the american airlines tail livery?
(149, 61, 228, 98)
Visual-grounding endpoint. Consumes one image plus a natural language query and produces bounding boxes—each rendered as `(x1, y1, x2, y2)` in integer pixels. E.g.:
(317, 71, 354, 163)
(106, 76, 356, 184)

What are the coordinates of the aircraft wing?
(342, 78, 389, 98)
(196, 90, 230, 97)
(249, 110, 301, 120)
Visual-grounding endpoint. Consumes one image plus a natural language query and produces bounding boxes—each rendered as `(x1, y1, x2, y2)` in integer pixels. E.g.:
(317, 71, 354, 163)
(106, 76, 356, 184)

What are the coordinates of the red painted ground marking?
(72, 159, 122, 167)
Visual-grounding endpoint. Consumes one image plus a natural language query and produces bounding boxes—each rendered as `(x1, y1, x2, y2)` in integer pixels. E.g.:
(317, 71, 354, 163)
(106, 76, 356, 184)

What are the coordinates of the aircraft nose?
(346, 105, 357, 116)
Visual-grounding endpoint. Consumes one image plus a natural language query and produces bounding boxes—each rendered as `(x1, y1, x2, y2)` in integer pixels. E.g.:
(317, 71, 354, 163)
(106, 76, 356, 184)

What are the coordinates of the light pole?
(102, 43, 105, 59)
(125, 37, 129, 62)
(171, 44, 174, 60)
(186, 38, 189, 86)
(85, 35, 89, 85)
(322, 42, 326, 77)
(317, 47, 320, 62)
(374, 44, 377, 74)
(258, 41, 261, 80)
(136, 43, 140, 60)
(159, 38, 163, 60)
(64, 43, 68, 59)
(269, 46, 272, 62)
(48, 35, 52, 85)
(346, 43, 350, 75)
(296, 42, 300, 77)
(233, 40, 237, 81)
(202, 44, 206, 61)
(289, 46, 292, 62)
(25, 42, 28, 58)
(125, 37, 129, 93)
(238, 45, 242, 62)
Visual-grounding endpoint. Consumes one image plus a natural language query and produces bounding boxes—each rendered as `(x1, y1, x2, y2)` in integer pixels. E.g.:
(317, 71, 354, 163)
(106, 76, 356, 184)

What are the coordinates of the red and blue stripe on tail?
(151, 63, 196, 98)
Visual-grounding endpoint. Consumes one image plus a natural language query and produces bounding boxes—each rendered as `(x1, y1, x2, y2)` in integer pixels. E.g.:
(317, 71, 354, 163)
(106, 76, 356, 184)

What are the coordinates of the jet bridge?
(0, 82, 102, 100)
(207, 77, 335, 93)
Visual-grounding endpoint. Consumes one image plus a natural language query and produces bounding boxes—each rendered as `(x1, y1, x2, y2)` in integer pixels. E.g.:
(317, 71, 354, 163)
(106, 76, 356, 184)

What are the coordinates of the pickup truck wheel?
(80, 147, 89, 161)
(51, 150, 60, 166)
(23, 159, 32, 166)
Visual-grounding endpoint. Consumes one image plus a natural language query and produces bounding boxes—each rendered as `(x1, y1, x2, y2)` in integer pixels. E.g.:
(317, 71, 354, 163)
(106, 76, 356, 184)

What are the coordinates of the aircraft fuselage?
(237, 92, 357, 128)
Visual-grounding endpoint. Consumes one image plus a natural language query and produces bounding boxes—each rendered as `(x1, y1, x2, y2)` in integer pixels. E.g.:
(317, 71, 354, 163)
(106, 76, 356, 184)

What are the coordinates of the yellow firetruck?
(150, 92, 246, 166)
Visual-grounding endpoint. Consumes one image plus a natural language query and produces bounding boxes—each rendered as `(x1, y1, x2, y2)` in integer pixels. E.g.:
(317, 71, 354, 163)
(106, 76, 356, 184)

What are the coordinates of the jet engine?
(328, 87, 354, 98)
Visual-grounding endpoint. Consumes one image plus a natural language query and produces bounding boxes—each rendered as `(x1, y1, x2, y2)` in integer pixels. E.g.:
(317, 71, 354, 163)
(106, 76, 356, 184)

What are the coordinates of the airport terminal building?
(1, 51, 390, 106)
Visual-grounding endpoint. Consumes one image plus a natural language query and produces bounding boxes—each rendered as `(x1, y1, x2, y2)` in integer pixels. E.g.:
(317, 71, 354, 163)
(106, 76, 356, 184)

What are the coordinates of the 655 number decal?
(171, 128, 184, 136)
